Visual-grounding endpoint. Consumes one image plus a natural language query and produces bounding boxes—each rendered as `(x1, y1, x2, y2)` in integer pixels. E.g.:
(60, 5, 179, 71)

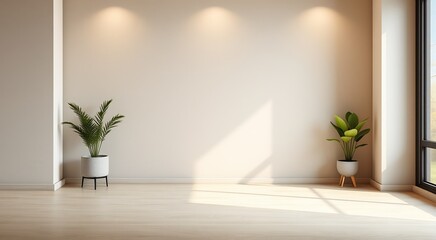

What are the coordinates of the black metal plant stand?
(81, 176, 108, 190)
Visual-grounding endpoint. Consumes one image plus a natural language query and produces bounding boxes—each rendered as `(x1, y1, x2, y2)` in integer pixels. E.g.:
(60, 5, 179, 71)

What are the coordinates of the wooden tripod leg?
(351, 176, 357, 187)
(340, 176, 345, 187)
(339, 176, 343, 186)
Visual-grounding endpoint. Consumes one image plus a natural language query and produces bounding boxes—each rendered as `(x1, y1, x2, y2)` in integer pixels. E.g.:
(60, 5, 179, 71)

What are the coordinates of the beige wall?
(63, 0, 373, 182)
(0, 0, 63, 187)
(372, 0, 415, 189)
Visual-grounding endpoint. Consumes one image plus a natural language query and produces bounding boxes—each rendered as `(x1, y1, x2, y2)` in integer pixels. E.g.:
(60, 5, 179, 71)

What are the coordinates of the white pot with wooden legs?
(337, 160, 358, 187)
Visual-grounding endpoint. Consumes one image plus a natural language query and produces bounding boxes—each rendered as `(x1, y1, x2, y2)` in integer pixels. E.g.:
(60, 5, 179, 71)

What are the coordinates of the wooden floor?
(0, 183, 435, 240)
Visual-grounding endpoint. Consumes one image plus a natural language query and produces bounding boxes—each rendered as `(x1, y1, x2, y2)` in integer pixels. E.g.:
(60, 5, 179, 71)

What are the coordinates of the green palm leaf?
(102, 114, 125, 140)
(63, 100, 124, 157)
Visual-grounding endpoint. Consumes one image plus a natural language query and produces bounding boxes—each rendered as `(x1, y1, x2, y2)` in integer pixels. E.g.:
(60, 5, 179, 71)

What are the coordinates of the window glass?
(426, 148, 436, 184)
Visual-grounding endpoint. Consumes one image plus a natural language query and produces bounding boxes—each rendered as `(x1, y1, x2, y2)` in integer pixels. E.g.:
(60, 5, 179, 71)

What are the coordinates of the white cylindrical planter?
(81, 155, 109, 177)
(337, 160, 358, 177)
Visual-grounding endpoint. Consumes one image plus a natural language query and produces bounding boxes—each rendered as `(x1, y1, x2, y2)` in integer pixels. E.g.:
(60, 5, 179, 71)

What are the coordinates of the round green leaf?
(347, 113, 359, 129)
(335, 115, 348, 131)
(344, 129, 358, 137)
(355, 119, 367, 131)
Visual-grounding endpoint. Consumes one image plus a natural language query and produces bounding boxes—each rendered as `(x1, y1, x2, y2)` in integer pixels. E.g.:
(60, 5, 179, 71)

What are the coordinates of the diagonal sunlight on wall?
(194, 101, 272, 181)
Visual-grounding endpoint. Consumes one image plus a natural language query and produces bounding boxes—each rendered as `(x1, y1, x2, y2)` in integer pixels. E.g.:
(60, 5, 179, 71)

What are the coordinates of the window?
(417, 0, 436, 193)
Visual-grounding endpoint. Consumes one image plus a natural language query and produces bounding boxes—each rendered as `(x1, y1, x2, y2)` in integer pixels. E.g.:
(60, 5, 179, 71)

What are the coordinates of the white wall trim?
(53, 179, 66, 191)
(52, 0, 64, 188)
(370, 179, 413, 191)
(412, 186, 436, 203)
(0, 184, 54, 191)
(370, 179, 382, 190)
(67, 177, 370, 184)
(0, 179, 65, 191)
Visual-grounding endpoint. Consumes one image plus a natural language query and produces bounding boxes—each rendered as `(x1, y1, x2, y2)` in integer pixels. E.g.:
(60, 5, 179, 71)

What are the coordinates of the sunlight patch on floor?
(192, 184, 319, 198)
(189, 189, 338, 214)
(189, 184, 436, 221)
(329, 199, 435, 221)
(312, 188, 408, 204)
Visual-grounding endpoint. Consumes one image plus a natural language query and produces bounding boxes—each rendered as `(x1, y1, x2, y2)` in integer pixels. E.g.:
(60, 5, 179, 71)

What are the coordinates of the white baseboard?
(66, 177, 370, 184)
(0, 184, 54, 191)
(0, 179, 66, 191)
(53, 179, 66, 191)
(369, 179, 413, 191)
(412, 186, 436, 202)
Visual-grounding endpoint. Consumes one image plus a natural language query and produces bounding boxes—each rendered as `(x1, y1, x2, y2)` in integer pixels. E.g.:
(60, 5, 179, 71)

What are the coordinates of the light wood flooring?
(0, 183, 435, 240)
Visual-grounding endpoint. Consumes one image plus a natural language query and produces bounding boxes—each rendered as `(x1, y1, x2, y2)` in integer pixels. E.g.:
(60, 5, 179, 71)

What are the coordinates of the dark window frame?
(416, 0, 436, 193)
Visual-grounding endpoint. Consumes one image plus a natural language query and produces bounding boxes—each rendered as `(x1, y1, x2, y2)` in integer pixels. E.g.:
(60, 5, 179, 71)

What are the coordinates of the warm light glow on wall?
(195, 7, 236, 29)
(296, 6, 344, 39)
(187, 6, 241, 50)
(299, 6, 342, 29)
(289, 6, 345, 60)
(90, 6, 142, 51)
(96, 7, 135, 27)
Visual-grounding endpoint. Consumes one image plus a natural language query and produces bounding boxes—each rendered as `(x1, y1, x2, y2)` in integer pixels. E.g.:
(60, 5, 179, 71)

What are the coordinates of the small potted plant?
(63, 99, 124, 189)
(327, 111, 370, 187)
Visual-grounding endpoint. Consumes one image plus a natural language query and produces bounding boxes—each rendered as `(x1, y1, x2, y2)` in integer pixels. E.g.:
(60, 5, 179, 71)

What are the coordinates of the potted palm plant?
(63, 99, 124, 189)
(327, 111, 370, 187)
